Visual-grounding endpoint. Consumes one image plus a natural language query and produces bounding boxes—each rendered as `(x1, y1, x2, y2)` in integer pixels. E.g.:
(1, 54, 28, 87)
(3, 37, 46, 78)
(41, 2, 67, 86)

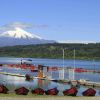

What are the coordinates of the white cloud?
(0, 22, 32, 31)
(0, 22, 48, 32)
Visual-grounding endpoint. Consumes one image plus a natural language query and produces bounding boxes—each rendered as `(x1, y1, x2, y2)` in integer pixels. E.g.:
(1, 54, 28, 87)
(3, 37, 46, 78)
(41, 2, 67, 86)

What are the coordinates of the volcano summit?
(0, 27, 55, 47)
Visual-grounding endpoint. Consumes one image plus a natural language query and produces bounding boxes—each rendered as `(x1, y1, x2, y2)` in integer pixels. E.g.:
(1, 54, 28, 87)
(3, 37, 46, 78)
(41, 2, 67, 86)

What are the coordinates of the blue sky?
(0, 0, 100, 42)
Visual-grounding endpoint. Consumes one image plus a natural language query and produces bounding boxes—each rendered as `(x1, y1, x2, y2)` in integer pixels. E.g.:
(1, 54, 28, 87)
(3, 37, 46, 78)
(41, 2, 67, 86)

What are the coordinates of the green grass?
(0, 93, 99, 99)
(0, 93, 63, 98)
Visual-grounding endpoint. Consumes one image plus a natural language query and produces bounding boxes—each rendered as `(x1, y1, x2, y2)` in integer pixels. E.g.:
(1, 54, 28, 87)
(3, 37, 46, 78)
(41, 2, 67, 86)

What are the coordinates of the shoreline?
(0, 56, 100, 61)
(0, 93, 100, 99)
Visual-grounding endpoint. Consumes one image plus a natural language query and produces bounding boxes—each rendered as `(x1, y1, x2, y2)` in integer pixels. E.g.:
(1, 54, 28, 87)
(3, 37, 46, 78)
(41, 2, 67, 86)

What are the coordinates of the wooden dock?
(51, 79, 100, 88)
(0, 71, 100, 88)
(79, 80, 100, 88)
(0, 72, 25, 77)
(0, 71, 47, 80)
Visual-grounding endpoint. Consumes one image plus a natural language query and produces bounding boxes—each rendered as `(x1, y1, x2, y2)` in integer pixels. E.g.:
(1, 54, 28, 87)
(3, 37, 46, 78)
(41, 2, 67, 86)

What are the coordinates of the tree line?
(0, 43, 100, 60)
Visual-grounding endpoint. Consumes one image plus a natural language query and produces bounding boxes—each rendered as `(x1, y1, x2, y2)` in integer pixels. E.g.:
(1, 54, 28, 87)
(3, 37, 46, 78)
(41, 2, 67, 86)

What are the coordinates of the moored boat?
(25, 74, 33, 81)
(45, 88, 59, 95)
(0, 85, 9, 94)
(63, 87, 78, 96)
(15, 87, 29, 95)
(82, 88, 96, 96)
(31, 88, 45, 95)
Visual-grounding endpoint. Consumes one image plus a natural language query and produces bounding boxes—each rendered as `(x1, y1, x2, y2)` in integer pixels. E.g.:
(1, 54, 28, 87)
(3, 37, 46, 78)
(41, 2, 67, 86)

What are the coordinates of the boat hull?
(45, 88, 59, 95)
(63, 87, 78, 96)
(31, 88, 45, 95)
(0, 85, 8, 94)
(15, 87, 29, 95)
(82, 88, 96, 96)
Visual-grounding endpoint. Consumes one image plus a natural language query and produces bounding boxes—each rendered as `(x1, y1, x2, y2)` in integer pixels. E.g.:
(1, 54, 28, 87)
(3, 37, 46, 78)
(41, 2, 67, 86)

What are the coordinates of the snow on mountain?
(0, 27, 55, 47)
(0, 27, 42, 39)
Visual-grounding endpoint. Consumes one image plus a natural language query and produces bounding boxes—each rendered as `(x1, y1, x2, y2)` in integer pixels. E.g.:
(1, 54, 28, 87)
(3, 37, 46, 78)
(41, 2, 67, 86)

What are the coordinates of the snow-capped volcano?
(0, 27, 55, 47)
(0, 27, 42, 39)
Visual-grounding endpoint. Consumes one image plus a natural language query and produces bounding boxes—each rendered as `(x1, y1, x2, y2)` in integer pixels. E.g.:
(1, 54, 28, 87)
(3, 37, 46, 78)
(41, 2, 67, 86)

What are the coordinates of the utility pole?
(62, 48, 65, 80)
(59, 48, 65, 80)
(73, 49, 76, 80)
(93, 59, 95, 73)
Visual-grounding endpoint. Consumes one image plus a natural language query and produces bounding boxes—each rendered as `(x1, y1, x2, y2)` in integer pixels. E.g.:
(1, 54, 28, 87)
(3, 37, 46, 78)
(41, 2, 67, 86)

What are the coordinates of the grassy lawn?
(0, 93, 64, 98)
(0, 93, 100, 100)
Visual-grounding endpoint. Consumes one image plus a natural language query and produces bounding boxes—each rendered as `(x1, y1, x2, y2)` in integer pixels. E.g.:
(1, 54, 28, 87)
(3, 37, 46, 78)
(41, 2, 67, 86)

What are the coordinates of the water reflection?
(0, 74, 100, 96)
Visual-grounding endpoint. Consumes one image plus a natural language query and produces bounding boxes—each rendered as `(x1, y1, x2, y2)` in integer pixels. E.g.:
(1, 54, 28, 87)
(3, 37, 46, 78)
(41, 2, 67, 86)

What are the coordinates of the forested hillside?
(0, 43, 100, 60)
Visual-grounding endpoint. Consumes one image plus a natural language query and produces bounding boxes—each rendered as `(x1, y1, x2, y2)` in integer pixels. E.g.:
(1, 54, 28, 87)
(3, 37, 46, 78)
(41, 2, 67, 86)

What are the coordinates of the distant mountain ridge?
(0, 27, 56, 47)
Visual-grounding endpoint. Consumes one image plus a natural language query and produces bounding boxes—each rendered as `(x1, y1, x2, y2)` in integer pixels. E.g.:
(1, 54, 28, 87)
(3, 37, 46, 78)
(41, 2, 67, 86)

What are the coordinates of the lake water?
(0, 57, 100, 96)
(0, 57, 100, 70)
